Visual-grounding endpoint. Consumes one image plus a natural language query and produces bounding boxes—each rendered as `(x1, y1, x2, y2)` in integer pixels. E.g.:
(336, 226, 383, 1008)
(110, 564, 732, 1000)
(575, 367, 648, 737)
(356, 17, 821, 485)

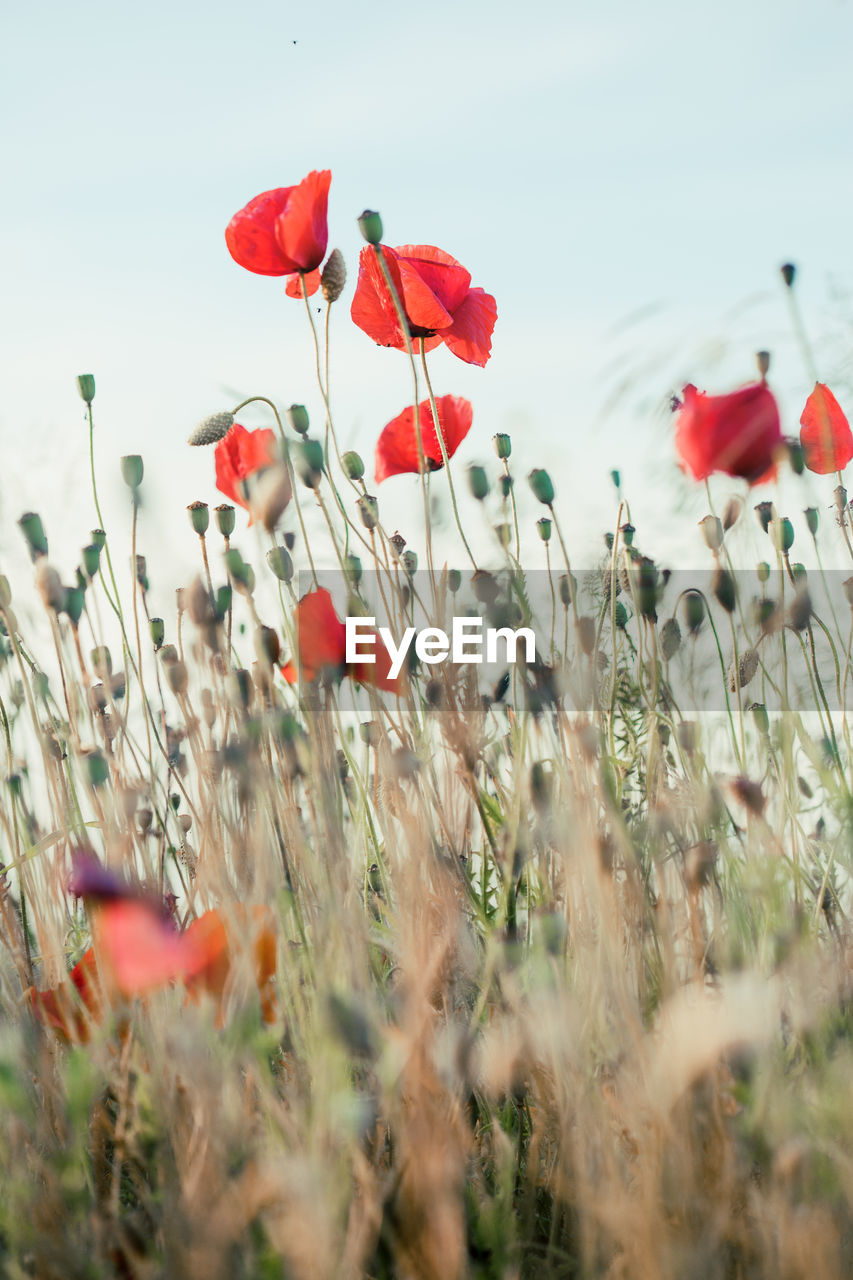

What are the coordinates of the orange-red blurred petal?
(214, 424, 278, 510)
(375, 395, 473, 483)
(674, 382, 782, 484)
(285, 269, 321, 298)
(800, 382, 853, 475)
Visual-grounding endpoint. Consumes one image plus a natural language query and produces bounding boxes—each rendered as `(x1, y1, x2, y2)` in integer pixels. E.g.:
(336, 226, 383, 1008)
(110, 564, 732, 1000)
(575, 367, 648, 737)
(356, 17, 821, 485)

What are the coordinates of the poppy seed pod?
(134, 555, 149, 591)
(448, 569, 462, 594)
(85, 750, 109, 788)
(81, 543, 101, 579)
(77, 373, 96, 405)
(121, 455, 144, 490)
(345, 553, 362, 585)
(787, 441, 805, 476)
(254, 625, 281, 668)
(620, 523, 635, 547)
(749, 702, 770, 736)
(63, 587, 86, 627)
(165, 659, 189, 697)
(149, 617, 165, 650)
(537, 517, 552, 542)
(528, 469, 555, 505)
(754, 501, 774, 533)
(698, 515, 723, 551)
(188, 411, 234, 446)
(342, 450, 364, 481)
(771, 516, 794, 553)
(287, 404, 310, 436)
(18, 512, 48, 559)
(320, 248, 347, 302)
(187, 501, 209, 536)
(225, 548, 254, 593)
(402, 550, 418, 577)
(780, 263, 796, 288)
(357, 210, 383, 246)
(683, 590, 705, 634)
(91, 646, 112, 677)
(713, 567, 736, 613)
(214, 504, 236, 538)
(295, 438, 324, 487)
(467, 465, 489, 501)
(804, 507, 819, 537)
(722, 497, 743, 531)
(660, 617, 681, 661)
(757, 561, 770, 583)
(91, 528, 106, 550)
(266, 545, 294, 583)
(357, 494, 378, 531)
(35, 562, 64, 611)
(493, 432, 512, 460)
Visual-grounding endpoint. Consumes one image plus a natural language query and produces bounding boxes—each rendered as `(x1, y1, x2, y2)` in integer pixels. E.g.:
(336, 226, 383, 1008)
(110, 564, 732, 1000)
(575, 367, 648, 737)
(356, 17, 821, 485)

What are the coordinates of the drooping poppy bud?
(320, 248, 347, 303)
(188, 411, 235, 446)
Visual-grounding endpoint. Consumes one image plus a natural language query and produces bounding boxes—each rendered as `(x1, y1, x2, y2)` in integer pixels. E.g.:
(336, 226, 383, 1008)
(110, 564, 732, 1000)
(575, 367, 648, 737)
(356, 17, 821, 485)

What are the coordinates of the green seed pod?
(499, 474, 513, 498)
(357, 210, 383, 246)
(754, 501, 774, 533)
(287, 404, 310, 436)
(559, 573, 576, 607)
(215, 584, 232, 617)
(713, 566, 736, 613)
(788, 441, 805, 476)
(215, 504, 236, 538)
(85, 749, 109, 788)
(756, 350, 771, 378)
(448, 569, 462, 594)
(342, 450, 365, 481)
(660, 617, 681, 661)
(791, 562, 807, 582)
(134, 555, 149, 591)
(757, 561, 770, 583)
(402, 550, 418, 576)
(771, 516, 794, 553)
(528, 468, 555, 505)
(187, 501, 209, 536)
(780, 263, 796, 288)
(537, 517, 552, 543)
(620, 522, 635, 548)
(749, 702, 770, 736)
(610, 468, 621, 490)
(63, 586, 86, 627)
(295, 438, 324, 487)
(357, 494, 378, 531)
(121, 455, 144, 490)
(81, 543, 101, 579)
(467, 464, 489, 501)
(225, 548, 252, 590)
(77, 373, 96, 405)
(149, 617, 164, 650)
(91, 528, 106, 550)
(492, 432, 512, 460)
(18, 512, 48, 559)
(804, 507, 819, 537)
(683, 590, 705, 634)
(266, 545, 294, 582)
(495, 522, 512, 549)
(345, 553, 362, 585)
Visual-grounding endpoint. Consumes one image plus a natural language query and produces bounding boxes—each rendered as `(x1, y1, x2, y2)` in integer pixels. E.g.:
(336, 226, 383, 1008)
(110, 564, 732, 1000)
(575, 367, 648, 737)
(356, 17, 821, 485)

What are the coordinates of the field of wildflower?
(3, 167, 853, 1279)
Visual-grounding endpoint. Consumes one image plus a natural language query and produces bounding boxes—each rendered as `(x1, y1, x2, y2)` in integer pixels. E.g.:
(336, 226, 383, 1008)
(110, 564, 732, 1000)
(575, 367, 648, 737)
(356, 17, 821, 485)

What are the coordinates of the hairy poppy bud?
(188, 411, 234, 446)
(121, 455, 144, 490)
(493, 432, 512, 460)
(402, 550, 418, 576)
(780, 263, 796, 288)
(287, 404, 310, 436)
(149, 617, 165, 650)
(730, 648, 759, 691)
(320, 248, 347, 303)
(528, 469, 555, 505)
(467, 465, 489, 501)
(77, 373, 96, 405)
(266, 545, 293, 583)
(804, 507, 819, 537)
(357, 494, 378, 531)
(19, 511, 48, 559)
(215, 504, 235, 538)
(187, 500, 209, 536)
(358, 210, 383, 246)
(698, 515, 723, 551)
(342, 450, 364, 481)
(81, 543, 101, 579)
(660, 617, 681, 661)
(537, 517, 552, 543)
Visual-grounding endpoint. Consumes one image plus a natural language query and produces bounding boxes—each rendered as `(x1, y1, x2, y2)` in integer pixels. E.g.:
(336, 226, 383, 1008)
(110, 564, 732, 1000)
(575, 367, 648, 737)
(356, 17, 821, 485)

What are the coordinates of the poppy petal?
(285, 269, 321, 298)
(293, 588, 348, 676)
(441, 289, 498, 366)
(351, 246, 407, 350)
(396, 245, 472, 318)
(225, 188, 293, 276)
(91, 899, 198, 997)
(375, 396, 473, 483)
(800, 383, 853, 475)
(674, 382, 782, 484)
(214, 425, 278, 510)
(274, 169, 331, 273)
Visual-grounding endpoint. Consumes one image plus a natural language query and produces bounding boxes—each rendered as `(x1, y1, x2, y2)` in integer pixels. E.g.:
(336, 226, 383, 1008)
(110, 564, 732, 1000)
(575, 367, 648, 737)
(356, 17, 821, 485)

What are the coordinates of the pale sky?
(3, 0, 853, 621)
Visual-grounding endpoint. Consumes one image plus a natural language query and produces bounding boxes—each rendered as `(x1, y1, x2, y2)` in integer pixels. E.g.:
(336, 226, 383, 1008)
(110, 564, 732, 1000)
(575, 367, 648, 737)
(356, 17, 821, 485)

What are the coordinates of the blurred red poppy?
(281, 587, 402, 693)
(351, 244, 497, 367)
(375, 395, 473, 483)
(225, 170, 331, 278)
(28, 948, 102, 1044)
(215, 424, 288, 520)
(183, 906, 278, 1027)
(799, 383, 853, 475)
(674, 382, 782, 483)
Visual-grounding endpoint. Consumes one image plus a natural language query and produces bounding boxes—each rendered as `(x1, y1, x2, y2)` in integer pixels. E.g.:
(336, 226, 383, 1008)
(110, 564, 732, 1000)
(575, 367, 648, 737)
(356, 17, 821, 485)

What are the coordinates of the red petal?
(274, 170, 330, 273)
(800, 383, 853, 474)
(350, 632, 405, 694)
(294, 588, 348, 676)
(92, 900, 198, 997)
(441, 288, 498, 366)
(351, 246, 407, 350)
(285, 269, 321, 298)
(674, 383, 782, 484)
(225, 187, 293, 276)
(396, 245, 472, 320)
(375, 395, 473, 483)
(214, 424, 278, 509)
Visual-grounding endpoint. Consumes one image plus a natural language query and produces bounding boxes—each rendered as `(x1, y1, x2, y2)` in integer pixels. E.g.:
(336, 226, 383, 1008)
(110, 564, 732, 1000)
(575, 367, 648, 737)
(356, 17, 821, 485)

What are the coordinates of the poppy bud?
(357, 494, 378, 531)
(754, 501, 774, 533)
(254, 626, 281, 667)
(81, 543, 101, 579)
(620, 522, 635, 548)
(357, 210, 383, 246)
(473, 571, 499, 605)
(730, 648, 759, 691)
(121, 455, 144, 490)
(804, 507, 819, 537)
(660, 617, 681, 661)
(495, 523, 512, 549)
(251, 464, 293, 532)
(791, 562, 807, 582)
(614, 600, 628, 629)
(402, 550, 418, 576)
(187, 500, 209, 536)
(787, 586, 812, 632)
(780, 263, 796, 288)
(493, 433, 512, 460)
(91, 528, 106, 550)
(698, 515, 724, 551)
(295, 438, 324, 487)
(342, 450, 365, 481)
(188, 411, 234, 446)
(345, 553, 362, 585)
(755, 351, 771, 378)
(448, 569, 462, 594)
(287, 404, 310, 436)
(834, 485, 848, 514)
(559, 573, 576, 607)
(467, 465, 489, 501)
(149, 617, 165, 650)
(528, 469, 555, 505)
(722, 497, 743, 531)
(749, 702, 770, 736)
(63, 586, 85, 627)
(320, 248, 347, 303)
(18, 512, 48, 559)
(84, 750, 109, 788)
(225, 549, 254, 594)
(771, 516, 794, 553)
(757, 561, 770, 583)
(787, 441, 805, 475)
(683, 590, 705, 634)
(610, 469, 621, 491)
(499, 474, 513, 499)
(713, 567, 736, 613)
(215, 504, 236, 538)
(537, 517, 552, 543)
(77, 373, 96, 405)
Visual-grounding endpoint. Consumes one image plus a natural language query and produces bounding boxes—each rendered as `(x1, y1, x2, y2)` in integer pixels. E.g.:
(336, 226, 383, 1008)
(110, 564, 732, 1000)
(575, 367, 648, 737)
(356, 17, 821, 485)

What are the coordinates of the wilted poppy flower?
(225, 170, 331, 282)
(351, 244, 497, 367)
(799, 383, 853, 475)
(281, 587, 402, 692)
(674, 382, 783, 483)
(214, 424, 290, 523)
(375, 395, 473, 483)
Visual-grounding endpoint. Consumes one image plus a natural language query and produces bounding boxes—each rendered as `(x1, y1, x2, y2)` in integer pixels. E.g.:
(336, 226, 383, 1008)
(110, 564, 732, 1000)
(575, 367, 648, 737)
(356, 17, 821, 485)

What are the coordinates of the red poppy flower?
(799, 383, 853, 475)
(214, 423, 289, 521)
(375, 395, 473, 483)
(351, 244, 497, 367)
(225, 170, 331, 277)
(285, 269, 321, 299)
(282, 587, 402, 693)
(183, 906, 278, 1027)
(674, 382, 783, 483)
(28, 948, 102, 1044)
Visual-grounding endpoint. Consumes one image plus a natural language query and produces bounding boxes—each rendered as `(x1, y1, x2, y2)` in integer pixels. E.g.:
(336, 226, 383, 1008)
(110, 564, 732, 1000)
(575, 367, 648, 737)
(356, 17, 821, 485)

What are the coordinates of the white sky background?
(3, 0, 853, 629)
